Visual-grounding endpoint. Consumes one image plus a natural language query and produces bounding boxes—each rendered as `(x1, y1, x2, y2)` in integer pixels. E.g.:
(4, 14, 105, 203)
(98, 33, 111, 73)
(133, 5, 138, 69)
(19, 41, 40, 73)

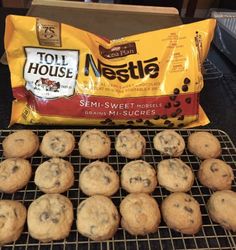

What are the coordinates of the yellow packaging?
(5, 15, 216, 127)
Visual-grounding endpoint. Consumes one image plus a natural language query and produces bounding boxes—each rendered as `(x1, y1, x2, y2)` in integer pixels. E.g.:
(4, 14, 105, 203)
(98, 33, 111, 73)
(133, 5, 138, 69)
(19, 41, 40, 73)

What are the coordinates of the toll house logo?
(24, 47, 79, 99)
(24, 47, 159, 99)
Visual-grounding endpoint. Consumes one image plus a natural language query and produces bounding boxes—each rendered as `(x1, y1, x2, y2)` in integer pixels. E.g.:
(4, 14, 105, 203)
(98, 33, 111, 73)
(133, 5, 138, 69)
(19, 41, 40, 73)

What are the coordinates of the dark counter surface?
(0, 7, 236, 144)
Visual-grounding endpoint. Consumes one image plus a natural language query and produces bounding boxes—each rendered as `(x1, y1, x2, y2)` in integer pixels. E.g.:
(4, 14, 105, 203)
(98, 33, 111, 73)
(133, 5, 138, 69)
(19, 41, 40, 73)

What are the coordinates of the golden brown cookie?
(207, 190, 236, 232)
(0, 158, 32, 193)
(77, 195, 119, 240)
(79, 161, 119, 196)
(198, 159, 234, 191)
(161, 192, 202, 235)
(157, 158, 194, 192)
(40, 130, 75, 157)
(187, 132, 221, 159)
(115, 129, 146, 159)
(0, 200, 26, 246)
(120, 193, 161, 235)
(121, 160, 157, 193)
(3, 130, 39, 158)
(27, 194, 73, 242)
(79, 129, 111, 159)
(34, 158, 74, 194)
(153, 130, 185, 157)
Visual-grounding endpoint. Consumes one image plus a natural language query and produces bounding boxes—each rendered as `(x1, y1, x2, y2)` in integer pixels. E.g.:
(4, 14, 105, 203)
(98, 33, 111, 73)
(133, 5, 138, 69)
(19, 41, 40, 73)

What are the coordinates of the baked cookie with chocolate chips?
(207, 190, 236, 231)
(161, 192, 202, 235)
(157, 158, 194, 192)
(35, 158, 74, 194)
(3, 130, 39, 158)
(79, 161, 119, 196)
(120, 193, 161, 235)
(27, 194, 73, 242)
(40, 130, 75, 157)
(79, 129, 111, 159)
(0, 200, 26, 246)
(153, 130, 185, 157)
(198, 159, 234, 191)
(187, 132, 221, 159)
(77, 195, 119, 240)
(121, 160, 157, 193)
(0, 158, 32, 193)
(115, 129, 146, 159)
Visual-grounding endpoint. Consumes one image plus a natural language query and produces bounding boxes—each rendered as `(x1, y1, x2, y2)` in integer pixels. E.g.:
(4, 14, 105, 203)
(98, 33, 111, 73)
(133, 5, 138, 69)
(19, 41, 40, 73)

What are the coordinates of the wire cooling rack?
(0, 128, 236, 250)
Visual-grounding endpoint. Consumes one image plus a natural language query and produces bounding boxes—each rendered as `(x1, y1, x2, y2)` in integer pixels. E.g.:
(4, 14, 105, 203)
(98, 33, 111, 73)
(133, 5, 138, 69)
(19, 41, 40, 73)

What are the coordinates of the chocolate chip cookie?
(157, 158, 194, 192)
(121, 160, 157, 193)
(40, 130, 75, 157)
(153, 130, 185, 157)
(35, 158, 74, 194)
(79, 129, 111, 159)
(207, 190, 236, 231)
(0, 200, 26, 246)
(27, 194, 73, 242)
(187, 132, 221, 159)
(161, 192, 202, 234)
(3, 130, 39, 158)
(0, 158, 32, 193)
(120, 193, 161, 235)
(79, 161, 119, 196)
(115, 129, 146, 159)
(77, 195, 119, 240)
(198, 159, 234, 191)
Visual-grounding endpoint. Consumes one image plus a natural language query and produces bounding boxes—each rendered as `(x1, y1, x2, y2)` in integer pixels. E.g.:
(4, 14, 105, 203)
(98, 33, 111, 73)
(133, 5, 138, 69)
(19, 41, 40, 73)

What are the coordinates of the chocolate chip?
(184, 78, 191, 84)
(183, 176, 188, 180)
(173, 88, 180, 95)
(173, 101, 181, 107)
(167, 123, 174, 128)
(164, 120, 171, 125)
(130, 176, 142, 183)
(185, 97, 191, 104)
(103, 176, 111, 184)
(221, 199, 225, 203)
(54, 181, 60, 186)
(52, 218, 59, 224)
(161, 114, 167, 120)
(176, 108, 182, 115)
(190, 219, 194, 224)
(178, 123, 184, 128)
(105, 118, 112, 124)
(222, 174, 228, 177)
(127, 120, 134, 125)
(174, 203, 180, 208)
(182, 85, 188, 92)
(136, 119, 143, 123)
(143, 178, 151, 187)
(14, 208, 18, 218)
(40, 212, 50, 222)
(177, 115, 184, 120)
(12, 165, 19, 173)
(171, 112, 177, 118)
(210, 164, 218, 173)
(170, 95, 177, 101)
(165, 102, 171, 109)
(184, 198, 192, 202)
(184, 206, 193, 213)
(144, 120, 154, 126)
(153, 115, 160, 120)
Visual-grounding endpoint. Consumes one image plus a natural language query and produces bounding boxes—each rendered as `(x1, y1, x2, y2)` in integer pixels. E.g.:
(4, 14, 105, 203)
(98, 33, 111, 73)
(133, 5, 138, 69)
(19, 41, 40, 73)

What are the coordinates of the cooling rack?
(0, 128, 236, 250)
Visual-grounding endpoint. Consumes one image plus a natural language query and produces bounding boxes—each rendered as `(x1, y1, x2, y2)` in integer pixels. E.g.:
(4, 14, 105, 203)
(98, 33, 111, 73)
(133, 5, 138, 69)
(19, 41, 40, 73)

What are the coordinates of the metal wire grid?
(203, 58, 223, 80)
(0, 128, 236, 250)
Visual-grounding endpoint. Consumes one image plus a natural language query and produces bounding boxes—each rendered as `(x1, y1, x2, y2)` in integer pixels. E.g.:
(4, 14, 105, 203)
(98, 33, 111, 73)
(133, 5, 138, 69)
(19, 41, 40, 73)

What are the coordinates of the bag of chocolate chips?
(5, 15, 216, 127)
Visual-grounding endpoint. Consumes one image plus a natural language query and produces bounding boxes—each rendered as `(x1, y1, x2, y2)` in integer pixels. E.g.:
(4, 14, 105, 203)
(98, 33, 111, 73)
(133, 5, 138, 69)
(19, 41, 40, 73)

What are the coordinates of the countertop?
(0, 7, 236, 144)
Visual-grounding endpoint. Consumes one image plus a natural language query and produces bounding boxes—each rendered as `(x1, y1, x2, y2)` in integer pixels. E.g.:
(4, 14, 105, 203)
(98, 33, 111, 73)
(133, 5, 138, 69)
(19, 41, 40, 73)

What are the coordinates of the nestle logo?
(99, 42, 137, 59)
